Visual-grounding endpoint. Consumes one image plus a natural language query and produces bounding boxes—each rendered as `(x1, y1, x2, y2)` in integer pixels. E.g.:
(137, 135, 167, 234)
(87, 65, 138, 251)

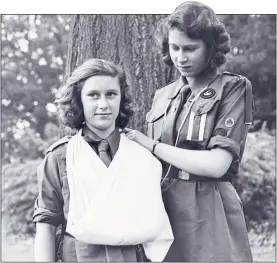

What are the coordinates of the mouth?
(178, 65, 192, 70)
(95, 113, 111, 116)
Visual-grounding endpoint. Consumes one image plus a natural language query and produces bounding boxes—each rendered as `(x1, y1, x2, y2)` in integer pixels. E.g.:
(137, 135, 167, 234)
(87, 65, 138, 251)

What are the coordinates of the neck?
(85, 123, 115, 139)
(185, 67, 219, 93)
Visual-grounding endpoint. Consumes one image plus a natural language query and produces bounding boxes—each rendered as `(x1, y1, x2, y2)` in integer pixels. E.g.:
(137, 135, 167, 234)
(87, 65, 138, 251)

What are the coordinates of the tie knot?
(98, 140, 109, 152)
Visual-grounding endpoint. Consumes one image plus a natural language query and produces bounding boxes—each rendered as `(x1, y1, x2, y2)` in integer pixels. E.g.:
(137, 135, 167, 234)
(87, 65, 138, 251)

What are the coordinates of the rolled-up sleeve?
(207, 77, 253, 163)
(33, 151, 64, 226)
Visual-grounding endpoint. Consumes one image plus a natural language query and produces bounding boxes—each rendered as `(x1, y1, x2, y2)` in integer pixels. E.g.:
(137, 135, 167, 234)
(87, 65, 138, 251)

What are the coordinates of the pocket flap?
(146, 107, 165, 123)
(191, 96, 220, 115)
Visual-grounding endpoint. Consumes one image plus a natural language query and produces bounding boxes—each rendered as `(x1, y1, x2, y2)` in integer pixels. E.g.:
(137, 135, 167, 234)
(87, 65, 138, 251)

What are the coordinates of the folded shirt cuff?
(33, 207, 63, 226)
(207, 135, 241, 163)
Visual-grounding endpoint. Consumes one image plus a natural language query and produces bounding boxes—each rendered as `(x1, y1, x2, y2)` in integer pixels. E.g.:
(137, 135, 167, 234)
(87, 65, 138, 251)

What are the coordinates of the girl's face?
(168, 27, 210, 77)
(81, 75, 121, 137)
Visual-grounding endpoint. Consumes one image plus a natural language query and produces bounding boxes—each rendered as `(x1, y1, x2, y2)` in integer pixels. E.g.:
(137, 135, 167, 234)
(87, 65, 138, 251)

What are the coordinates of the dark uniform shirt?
(146, 71, 254, 182)
(33, 125, 120, 227)
(145, 71, 254, 261)
(32, 126, 140, 262)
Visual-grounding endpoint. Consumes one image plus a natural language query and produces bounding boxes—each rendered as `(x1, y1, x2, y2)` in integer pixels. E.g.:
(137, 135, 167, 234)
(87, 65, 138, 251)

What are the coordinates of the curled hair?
(55, 58, 133, 130)
(154, 1, 231, 68)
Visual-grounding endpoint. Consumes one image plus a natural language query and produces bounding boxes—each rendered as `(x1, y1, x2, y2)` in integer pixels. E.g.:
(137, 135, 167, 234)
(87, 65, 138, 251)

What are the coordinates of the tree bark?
(66, 15, 178, 132)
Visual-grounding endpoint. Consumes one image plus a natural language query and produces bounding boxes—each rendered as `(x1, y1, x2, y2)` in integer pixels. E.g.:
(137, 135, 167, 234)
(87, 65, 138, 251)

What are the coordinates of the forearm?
(124, 129, 233, 178)
(34, 222, 57, 262)
(153, 142, 233, 178)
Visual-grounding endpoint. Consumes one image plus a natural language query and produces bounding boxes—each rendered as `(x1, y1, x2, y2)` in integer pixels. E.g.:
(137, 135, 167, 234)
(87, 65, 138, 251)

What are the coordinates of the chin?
(180, 72, 194, 77)
(94, 125, 113, 131)
(93, 121, 115, 131)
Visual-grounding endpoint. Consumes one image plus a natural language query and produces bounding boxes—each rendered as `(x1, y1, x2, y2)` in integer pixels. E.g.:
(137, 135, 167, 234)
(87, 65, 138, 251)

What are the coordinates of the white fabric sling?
(66, 130, 174, 261)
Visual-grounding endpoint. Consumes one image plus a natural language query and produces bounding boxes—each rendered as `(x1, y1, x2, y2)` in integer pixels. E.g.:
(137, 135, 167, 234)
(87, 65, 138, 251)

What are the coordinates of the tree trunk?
(66, 15, 178, 132)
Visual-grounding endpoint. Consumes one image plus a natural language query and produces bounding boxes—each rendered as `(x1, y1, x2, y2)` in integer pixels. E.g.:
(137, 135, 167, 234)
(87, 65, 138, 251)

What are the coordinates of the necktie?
(98, 139, 111, 167)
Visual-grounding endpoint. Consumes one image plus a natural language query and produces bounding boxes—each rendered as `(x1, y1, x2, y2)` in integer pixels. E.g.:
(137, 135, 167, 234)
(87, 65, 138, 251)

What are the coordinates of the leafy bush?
(2, 123, 59, 164)
(233, 130, 276, 241)
(2, 159, 41, 238)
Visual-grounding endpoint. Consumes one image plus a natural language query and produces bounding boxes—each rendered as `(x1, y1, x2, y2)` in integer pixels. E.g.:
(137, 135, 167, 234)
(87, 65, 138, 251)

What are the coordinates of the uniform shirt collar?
(178, 68, 220, 97)
(82, 125, 120, 158)
(168, 76, 190, 99)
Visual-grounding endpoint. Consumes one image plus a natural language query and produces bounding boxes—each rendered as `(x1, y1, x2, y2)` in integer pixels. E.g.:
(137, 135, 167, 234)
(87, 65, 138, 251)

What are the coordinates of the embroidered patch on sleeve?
(214, 128, 228, 137)
(225, 117, 235, 128)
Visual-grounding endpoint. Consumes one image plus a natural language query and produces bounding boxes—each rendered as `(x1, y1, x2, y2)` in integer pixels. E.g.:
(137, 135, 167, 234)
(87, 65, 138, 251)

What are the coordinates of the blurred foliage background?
(1, 14, 276, 251)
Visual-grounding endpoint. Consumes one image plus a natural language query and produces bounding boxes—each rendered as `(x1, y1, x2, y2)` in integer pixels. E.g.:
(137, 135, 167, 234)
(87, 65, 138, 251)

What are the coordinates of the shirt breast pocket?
(146, 110, 165, 140)
(188, 98, 220, 141)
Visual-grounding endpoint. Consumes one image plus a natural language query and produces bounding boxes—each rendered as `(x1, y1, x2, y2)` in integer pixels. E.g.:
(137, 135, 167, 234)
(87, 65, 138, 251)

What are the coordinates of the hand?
(123, 128, 154, 152)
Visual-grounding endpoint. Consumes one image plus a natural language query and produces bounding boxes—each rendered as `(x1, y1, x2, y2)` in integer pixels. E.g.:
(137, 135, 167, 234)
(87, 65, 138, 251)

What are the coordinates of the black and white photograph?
(1, 0, 276, 262)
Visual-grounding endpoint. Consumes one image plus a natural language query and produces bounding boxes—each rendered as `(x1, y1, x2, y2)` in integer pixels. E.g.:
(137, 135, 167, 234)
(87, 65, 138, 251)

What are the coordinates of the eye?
(184, 46, 197, 51)
(88, 92, 99, 99)
(170, 44, 180, 51)
(106, 91, 118, 98)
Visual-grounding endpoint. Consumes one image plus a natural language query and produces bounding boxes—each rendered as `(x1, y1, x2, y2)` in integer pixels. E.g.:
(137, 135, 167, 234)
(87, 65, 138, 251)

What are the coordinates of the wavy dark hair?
(155, 1, 231, 68)
(55, 58, 133, 130)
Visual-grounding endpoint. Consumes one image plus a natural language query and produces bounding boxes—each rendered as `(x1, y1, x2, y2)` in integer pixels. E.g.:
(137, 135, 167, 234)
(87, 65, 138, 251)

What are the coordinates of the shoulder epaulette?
(222, 71, 243, 82)
(46, 136, 71, 154)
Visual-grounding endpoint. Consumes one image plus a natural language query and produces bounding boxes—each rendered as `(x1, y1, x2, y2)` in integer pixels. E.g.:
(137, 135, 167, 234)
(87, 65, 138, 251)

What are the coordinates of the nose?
(98, 96, 108, 110)
(178, 50, 188, 65)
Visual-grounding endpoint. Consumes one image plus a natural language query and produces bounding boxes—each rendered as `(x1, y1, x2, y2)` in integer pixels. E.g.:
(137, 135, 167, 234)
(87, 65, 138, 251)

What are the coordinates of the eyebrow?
(169, 42, 199, 47)
(87, 88, 120, 93)
(105, 89, 120, 92)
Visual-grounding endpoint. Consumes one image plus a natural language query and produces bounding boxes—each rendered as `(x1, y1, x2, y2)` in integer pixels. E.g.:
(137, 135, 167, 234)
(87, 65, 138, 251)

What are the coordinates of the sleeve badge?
(225, 117, 235, 128)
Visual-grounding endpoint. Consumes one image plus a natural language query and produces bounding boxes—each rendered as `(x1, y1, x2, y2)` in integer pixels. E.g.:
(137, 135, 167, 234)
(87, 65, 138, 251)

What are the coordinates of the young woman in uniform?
(33, 59, 173, 262)
(125, 1, 253, 261)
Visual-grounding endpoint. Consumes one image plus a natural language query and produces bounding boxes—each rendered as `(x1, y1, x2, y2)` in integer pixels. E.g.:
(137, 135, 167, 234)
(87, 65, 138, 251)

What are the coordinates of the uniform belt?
(178, 170, 231, 182)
